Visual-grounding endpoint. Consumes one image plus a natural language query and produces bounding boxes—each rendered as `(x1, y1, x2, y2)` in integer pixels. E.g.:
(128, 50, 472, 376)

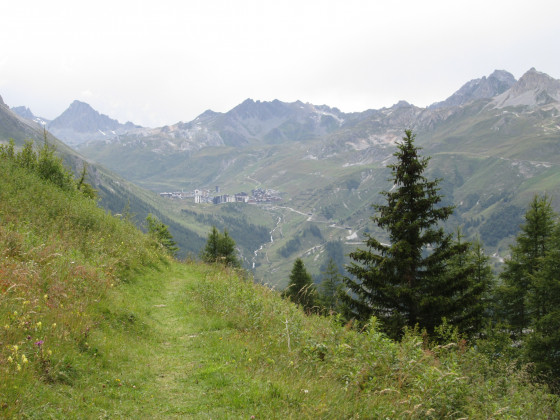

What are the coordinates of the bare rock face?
(430, 70, 516, 109)
(0, 95, 6, 107)
(493, 68, 560, 108)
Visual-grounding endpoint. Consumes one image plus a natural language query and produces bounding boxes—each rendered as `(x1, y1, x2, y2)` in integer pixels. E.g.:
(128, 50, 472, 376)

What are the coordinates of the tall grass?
(0, 158, 167, 416)
(191, 264, 560, 418)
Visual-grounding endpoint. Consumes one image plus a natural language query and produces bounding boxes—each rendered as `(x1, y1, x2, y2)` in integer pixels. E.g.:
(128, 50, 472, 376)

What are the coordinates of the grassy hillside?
(1, 147, 559, 418)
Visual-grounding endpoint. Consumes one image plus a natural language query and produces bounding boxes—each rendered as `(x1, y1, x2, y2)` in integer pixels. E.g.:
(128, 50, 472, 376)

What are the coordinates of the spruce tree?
(344, 129, 470, 338)
(284, 258, 315, 310)
(526, 223, 560, 384)
(497, 195, 555, 337)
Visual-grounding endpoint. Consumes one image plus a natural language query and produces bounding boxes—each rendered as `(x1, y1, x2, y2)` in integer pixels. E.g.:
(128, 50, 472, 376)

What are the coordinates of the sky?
(1, 0, 560, 127)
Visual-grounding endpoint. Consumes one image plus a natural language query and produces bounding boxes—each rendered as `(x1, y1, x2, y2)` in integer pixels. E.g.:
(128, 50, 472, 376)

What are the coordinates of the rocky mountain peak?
(49, 100, 121, 133)
(492, 68, 560, 108)
(0, 95, 5, 107)
(11, 106, 36, 120)
(430, 70, 516, 109)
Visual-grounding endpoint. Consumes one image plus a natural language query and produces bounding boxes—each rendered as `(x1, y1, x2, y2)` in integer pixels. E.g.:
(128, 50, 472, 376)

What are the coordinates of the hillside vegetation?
(1, 143, 559, 418)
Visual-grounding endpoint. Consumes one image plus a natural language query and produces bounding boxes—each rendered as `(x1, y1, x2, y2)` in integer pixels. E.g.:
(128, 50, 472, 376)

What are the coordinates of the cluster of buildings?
(159, 186, 282, 205)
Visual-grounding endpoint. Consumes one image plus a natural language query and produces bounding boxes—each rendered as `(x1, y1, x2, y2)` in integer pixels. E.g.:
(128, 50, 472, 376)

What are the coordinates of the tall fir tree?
(497, 195, 555, 337)
(284, 258, 315, 310)
(526, 222, 560, 385)
(344, 130, 472, 338)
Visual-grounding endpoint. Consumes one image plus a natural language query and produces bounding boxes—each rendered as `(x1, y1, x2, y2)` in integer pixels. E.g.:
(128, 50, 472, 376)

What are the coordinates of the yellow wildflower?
(21, 355, 28, 364)
(16, 364, 21, 371)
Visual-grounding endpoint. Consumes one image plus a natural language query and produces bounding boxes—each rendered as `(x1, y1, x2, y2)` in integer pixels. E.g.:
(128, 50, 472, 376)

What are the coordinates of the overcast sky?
(1, 0, 559, 127)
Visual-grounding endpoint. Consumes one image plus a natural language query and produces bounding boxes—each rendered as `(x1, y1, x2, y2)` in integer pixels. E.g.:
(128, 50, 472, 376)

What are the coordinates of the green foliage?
(496, 195, 556, 337)
(201, 226, 241, 267)
(0, 135, 96, 199)
(283, 258, 316, 310)
(525, 223, 560, 386)
(344, 130, 476, 338)
(443, 233, 494, 338)
(192, 265, 559, 418)
(317, 258, 343, 312)
(146, 213, 179, 257)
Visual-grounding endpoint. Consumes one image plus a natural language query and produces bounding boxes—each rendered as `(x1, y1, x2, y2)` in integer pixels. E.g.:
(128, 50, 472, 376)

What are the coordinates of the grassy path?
(94, 263, 242, 418)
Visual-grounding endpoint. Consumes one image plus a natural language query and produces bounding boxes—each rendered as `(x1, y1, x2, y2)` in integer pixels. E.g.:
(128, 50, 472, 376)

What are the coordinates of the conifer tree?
(445, 235, 493, 337)
(526, 222, 560, 383)
(284, 258, 315, 310)
(319, 257, 343, 311)
(344, 129, 471, 338)
(146, 214, 178, 256)
(497, 195, 555, 337)
(201, 226, 241, 267)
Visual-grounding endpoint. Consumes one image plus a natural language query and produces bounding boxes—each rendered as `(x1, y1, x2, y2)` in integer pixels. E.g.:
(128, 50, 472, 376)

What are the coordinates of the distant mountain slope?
(10, 105, 50, 126)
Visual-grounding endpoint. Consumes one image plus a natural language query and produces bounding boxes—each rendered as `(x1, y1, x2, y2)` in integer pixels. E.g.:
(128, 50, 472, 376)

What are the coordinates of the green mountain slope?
(1, 156, 558, 417)
(0, 101, 207, 258)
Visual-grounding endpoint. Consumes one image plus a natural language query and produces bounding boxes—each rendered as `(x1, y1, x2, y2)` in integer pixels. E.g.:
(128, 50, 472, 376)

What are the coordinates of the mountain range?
(3, 67, 560, 286)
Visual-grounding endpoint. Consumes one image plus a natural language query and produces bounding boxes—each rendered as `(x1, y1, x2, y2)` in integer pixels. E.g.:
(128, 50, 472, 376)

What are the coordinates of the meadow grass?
(1, 157, 559, 418)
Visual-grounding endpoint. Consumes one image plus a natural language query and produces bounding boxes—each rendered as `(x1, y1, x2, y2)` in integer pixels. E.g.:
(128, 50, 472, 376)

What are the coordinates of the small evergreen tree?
(344, 129, 471, 338)
(201, 226, 240, 267)
(146, 214, 178, 257)
(284, 258, 315, 310)
(318, 257, 342, 312)
(444, 234, 493, 337)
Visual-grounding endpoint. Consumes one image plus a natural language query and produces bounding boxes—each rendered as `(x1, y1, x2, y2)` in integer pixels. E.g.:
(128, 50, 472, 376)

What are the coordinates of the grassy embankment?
(1, 156, 559, 418)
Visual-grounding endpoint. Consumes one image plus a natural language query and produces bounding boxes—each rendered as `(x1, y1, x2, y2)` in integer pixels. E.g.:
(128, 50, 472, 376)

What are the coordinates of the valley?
(4, 67, 560, 287)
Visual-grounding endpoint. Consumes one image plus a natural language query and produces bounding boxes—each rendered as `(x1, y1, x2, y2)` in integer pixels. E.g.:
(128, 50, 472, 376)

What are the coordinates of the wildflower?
(7, 356, 13, 363)
(43, 294, 48, 300)
(21, 355, 28, 364)
(3, 324, 9, 330)
(52, 323, 57, 329)
(16, 364, 21, 371)
(36, 322, 42, 329)
(13, 345, 18, 352)
(23, 300, 30, 306)
(47, 350, 52, 356)
(35, 340, 44, 347)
